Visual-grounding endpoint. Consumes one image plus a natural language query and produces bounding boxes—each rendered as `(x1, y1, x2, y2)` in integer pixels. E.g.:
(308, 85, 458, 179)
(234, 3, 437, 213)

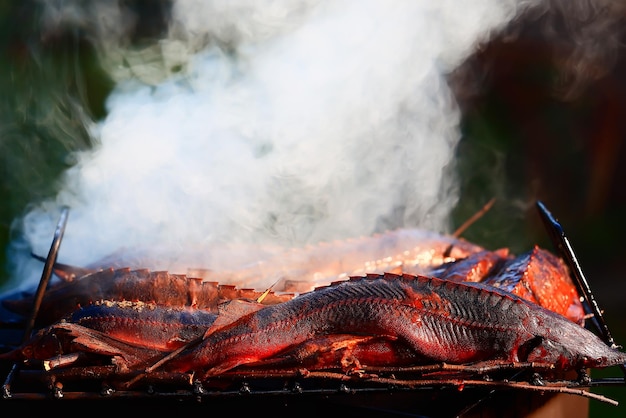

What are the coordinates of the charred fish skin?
(482, 246, 585, 324)
(0, 302, 219, 363)
(0, 268, 218, 325)
(1, 268, 294, 327)
(430, 247, 585, 324)
(168, 273, 626, 378)
(69, 301, 218, 351)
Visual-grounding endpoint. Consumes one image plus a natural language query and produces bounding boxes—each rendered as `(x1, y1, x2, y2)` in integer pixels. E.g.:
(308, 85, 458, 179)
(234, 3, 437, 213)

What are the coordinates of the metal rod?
(536, 201, 626, 379)
(535, 201, 616, 347)
(2, 364, 18, 399)
(22, 206, 70, 342)
(3, 206, 70, 398)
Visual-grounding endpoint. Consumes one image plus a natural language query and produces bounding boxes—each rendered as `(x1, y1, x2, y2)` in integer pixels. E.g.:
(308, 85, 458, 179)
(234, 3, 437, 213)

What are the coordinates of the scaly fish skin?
(167, 273, 626, 378)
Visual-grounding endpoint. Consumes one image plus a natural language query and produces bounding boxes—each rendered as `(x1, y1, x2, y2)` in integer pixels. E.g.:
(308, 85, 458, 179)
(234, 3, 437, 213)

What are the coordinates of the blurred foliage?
(450, 27, 626, 287)
(0, 1, 113, 284)
(448, 26, 626, 417)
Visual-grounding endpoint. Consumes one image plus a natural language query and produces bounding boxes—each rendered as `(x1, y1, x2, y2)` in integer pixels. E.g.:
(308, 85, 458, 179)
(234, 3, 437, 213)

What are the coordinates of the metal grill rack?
(0, 202, 624, 417)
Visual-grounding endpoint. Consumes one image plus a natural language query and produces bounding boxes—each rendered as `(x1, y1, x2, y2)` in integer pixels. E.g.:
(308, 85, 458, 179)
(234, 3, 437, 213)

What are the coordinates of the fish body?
(68, 301, 218, 351)
(167, 273, 626, 378)
(432, 247, 585, 323)
(1, 268, 294, 327)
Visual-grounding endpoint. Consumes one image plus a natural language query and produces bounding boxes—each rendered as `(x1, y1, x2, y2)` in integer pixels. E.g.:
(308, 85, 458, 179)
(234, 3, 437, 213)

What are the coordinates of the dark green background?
(1, 1, 624, 416)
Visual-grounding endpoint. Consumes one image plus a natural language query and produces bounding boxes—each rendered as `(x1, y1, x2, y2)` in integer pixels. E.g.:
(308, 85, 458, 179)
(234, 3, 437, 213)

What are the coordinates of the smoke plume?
(8, 0, 593, 291)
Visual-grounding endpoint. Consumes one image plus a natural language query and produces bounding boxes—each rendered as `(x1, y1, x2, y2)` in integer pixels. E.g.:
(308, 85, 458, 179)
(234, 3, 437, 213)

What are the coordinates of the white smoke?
(7, 0, 523, 291)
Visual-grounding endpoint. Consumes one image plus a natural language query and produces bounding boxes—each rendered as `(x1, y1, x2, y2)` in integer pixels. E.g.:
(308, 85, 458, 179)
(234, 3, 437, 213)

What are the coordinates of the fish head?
(521, 331, 626, 371)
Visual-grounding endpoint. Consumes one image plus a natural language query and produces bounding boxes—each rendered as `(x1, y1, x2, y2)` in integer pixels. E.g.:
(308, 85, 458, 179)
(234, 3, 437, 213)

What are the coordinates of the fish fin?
(203, 299, 265, 338)
(31, 252, 94, 282)
(517, 335, 544, 362)
(54, 322, 163, 369)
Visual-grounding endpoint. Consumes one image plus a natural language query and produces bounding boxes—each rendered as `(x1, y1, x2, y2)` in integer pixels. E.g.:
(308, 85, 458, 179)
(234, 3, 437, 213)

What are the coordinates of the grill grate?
(1, 202, 624, 413)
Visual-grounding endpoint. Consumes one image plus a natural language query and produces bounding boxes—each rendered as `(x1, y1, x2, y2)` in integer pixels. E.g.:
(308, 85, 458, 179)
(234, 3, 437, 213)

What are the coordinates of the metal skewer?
(535, 201, 626, 378)
(2, 206, 70, 398)
(535, 201, 615, 345)
(22, 206, 70, 342)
